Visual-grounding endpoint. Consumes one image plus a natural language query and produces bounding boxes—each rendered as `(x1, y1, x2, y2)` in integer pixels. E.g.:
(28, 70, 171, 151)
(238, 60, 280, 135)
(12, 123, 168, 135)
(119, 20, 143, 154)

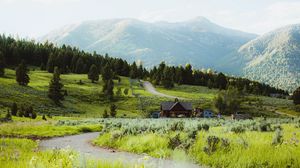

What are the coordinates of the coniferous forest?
(0, 34, 288, 97)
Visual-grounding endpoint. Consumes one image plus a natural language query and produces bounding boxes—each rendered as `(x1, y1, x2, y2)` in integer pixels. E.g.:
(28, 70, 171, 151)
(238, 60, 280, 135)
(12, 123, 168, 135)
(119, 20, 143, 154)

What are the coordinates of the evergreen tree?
(129, 62, 138, 79)
(184, 64, 193, 84)
(110, 104, 117, 117)
(103, 109, 109, 118)
(162, 67, 174, 88)
(0, 51, 5, 77)
(216, 73, 227, 90)
(292, 87, 300, 105)
(103, 79, 114, 100)
(16, 60, 30, 86)
(47, 54, 55, 73)
(102, 64, 113, 81)
(48, 67, 64, 105)
(88, 64, 99, 83)
(11, 102, 18, 116)
(75, 57, 84, 74)
(40, 62, 46, 71)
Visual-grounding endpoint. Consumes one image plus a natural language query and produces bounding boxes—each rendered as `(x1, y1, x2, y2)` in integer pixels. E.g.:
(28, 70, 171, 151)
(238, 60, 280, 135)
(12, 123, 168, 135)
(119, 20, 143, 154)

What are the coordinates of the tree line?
(0, 34, 289, 98)
(149, 62, 288, 96)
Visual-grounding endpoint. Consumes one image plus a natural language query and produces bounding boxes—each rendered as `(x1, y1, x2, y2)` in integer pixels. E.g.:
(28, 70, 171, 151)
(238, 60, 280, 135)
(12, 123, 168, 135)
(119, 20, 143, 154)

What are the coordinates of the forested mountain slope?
(238, 24, 300, 92)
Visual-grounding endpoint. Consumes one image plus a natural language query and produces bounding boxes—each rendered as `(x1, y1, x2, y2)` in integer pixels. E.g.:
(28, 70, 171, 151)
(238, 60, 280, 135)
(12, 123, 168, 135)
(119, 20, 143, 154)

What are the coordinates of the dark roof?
(161, 101, 192, 111)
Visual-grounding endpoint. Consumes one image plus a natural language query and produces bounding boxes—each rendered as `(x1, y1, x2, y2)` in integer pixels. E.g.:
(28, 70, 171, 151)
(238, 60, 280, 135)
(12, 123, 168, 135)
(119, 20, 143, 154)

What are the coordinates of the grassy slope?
(0, 68, 298, 117)
(0, 69, 142, 117)
(156, 84, 299, 117)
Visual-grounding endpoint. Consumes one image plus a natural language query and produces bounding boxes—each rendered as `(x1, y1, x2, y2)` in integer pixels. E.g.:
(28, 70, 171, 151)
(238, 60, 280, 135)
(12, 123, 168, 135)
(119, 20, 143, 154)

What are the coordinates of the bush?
(110, 130, 123, 141)
(168, 133, 181, 149)
(103, 109, 109, 118)
(197, 123, 210, 131)
(203, 136, 220, 155)
(258, 122, 272, 132)
(11, 103, 18, 116)
(110, 104, 117, 117)
(31, 111, 37, 119)
(170, 121, 184, 131)
(272, 128, 283, 146)
(230, 124, 246, 133)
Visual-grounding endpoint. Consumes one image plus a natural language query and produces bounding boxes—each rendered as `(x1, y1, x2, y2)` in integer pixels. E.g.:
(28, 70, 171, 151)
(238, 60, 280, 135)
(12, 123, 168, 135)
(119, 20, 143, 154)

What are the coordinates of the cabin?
(160, 99, 193, 117)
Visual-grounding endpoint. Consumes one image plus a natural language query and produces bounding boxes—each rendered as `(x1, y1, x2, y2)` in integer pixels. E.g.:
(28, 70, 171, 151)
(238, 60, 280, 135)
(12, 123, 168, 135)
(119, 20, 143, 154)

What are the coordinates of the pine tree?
(216, 73, 227, 90)
(129, 62, 138, 79)
(102, 109, 109, 118)
(292, 87, 300, 105)
(110, 104, 117, 117)
(102, 64, 113, 81)
(11, 102, 18, 116)
(103, 79, 114, 100)
(88, 64, 99, 83)
(47, 54, 55, 73)
(75, 57, 84, 74)
(16, 60, 30, 86)
(162, 67, 174, 88)
(0, 51, 5, 77)
(48, 67, 64, 105)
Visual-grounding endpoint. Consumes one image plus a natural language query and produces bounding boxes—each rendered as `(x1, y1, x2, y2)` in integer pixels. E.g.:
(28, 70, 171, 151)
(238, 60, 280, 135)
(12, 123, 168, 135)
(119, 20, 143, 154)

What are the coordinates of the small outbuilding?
(160, 99, 192, 117)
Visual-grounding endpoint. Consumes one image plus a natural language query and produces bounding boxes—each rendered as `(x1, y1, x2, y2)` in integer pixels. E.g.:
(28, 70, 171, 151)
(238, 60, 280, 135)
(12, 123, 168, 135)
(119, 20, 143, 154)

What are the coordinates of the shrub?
(197, 123, 209, 131)
(5, 110, 12, 121)
(272, 128, 283, 146)
(103, 109, 109, 118)
(203, 136, 220, 155)
(230, 124, 246, 133)
(11, 103, 18, 116)
(168, 133, 181, 149)
(42, 114, 47, 120)
(17, 106, 25, 117)
(110, 104, 117, 117)
(31, 111, 37, 119)
(187, 129, 198, 139)
(110, 130, 123, 141)
(258, 122, 272, 132)
(170, 121, 184, 131)
(79, 126, 93, 133)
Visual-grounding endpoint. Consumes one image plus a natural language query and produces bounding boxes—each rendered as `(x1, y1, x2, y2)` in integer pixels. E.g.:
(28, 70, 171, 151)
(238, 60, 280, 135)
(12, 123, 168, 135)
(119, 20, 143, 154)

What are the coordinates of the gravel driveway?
(142, 81, 187, 100)
(39, 132, 201, 168)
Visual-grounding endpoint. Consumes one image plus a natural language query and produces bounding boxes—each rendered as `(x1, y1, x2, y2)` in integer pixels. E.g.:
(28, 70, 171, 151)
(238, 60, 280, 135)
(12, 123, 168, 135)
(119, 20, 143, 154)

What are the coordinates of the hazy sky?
(1, 0, 300, 38)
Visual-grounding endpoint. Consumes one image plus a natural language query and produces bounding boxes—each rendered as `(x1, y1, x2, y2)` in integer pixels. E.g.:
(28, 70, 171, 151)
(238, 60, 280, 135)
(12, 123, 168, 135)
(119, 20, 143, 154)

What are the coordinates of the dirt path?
(39, 132, 201, 168)
(143, 81, 187, 100)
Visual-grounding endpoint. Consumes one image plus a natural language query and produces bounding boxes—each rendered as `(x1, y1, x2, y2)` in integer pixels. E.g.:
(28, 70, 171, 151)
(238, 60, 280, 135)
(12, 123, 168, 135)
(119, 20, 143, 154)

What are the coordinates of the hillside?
(40, 17, 256, 71)
(238, 24, 300, 92)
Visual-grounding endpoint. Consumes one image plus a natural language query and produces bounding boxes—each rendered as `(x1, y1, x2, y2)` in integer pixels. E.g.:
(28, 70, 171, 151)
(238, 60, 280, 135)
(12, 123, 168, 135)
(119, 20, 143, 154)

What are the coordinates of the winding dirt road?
(39, 132, 201, 168)
(143, 81, 187, 100)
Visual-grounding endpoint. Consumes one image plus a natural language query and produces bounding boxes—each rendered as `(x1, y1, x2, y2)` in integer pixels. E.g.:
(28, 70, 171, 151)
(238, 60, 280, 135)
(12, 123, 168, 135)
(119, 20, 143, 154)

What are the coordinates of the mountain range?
(40, 17, 300, 92)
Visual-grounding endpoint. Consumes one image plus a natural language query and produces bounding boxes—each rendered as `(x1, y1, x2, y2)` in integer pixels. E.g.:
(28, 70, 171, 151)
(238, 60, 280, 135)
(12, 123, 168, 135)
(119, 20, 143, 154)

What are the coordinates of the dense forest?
(0, 34, 288, 97)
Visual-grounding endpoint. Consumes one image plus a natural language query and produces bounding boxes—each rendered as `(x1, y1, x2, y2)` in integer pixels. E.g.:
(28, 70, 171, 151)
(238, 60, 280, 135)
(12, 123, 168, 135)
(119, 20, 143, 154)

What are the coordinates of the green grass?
(0, 116, 102, 138)
(0, 138, 142, 168)
(89, 118, 300, 168)
(0, 69, 140, 117)
(156, 84, 300, 117)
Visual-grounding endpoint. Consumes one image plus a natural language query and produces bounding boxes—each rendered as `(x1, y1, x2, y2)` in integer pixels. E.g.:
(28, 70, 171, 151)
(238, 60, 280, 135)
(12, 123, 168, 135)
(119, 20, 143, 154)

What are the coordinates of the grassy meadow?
(85, 118, 300, 167)
(1, 68, 300, 167)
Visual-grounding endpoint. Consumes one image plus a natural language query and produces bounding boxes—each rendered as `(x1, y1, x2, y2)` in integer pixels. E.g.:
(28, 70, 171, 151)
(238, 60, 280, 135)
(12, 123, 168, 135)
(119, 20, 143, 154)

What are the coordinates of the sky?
(1, 0, 300, 38)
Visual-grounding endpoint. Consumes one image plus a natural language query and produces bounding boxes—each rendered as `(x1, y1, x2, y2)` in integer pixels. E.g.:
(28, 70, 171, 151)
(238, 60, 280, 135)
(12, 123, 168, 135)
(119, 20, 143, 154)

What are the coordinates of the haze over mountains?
(40, 17, 256, 70)
(40, 17, 300, 92)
